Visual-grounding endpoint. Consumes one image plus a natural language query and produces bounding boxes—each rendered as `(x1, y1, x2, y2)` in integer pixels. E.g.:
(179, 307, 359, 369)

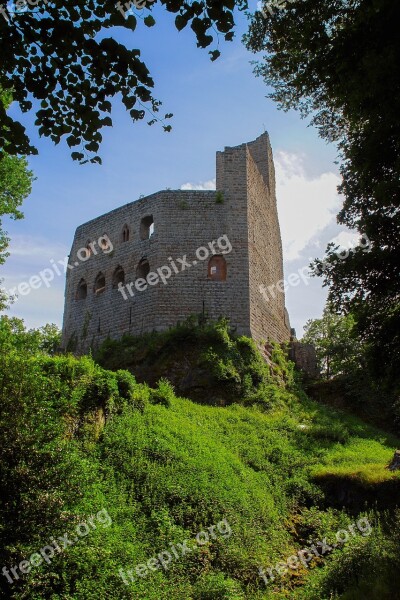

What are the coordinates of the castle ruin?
(61, 133, 293, 354)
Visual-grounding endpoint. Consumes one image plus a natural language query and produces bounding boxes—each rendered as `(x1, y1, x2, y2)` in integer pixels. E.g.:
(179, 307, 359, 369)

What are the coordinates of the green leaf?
(144, 15, 156, 27)
(175, 15, 187, 31)
(71, 152, 84, 161)
(66, 135, 79, 148)
(209, 50, 221, 61)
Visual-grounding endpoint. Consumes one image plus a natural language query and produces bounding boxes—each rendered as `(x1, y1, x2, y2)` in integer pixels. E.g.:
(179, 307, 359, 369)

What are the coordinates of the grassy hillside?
(1, 317, 399, 599)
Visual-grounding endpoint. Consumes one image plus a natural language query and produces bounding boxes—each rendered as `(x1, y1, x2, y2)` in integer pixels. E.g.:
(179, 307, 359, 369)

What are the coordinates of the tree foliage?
(0, 151, 33, 263)
(0, 88, 34, 309)
(2, 316, 400, 599)
(0, 0, 248, 163)
(245, 0, 400, 382)
(302, 307, 363, 379)
(0, 90, 34, 261)
(0, 316, 61, 354)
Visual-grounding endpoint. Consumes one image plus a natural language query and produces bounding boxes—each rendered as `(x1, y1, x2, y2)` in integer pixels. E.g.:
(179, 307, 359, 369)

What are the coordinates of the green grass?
(1, 318, 400, 599)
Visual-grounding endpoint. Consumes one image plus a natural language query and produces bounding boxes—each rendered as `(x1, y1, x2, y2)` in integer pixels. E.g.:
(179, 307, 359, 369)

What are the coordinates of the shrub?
(115, 369, 137, 399)
(215, 191, 225, 204)
(193, 573, 244, 598)
(149, 378, 175, 407)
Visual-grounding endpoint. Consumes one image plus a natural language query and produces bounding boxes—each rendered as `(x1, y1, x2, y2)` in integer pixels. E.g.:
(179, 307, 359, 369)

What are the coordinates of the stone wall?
(246, 137, 290, 343)
(289, 342, 319, 378)
(61, 133, 291, 354)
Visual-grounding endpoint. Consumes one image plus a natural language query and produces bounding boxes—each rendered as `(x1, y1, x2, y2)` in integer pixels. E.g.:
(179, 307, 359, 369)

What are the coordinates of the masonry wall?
(217, 133, 290, 344)
(62, 189, 251, 353)
(289, 343, 319, 378)
(246, 136, 291, 343)
(62, 133, 290, 354)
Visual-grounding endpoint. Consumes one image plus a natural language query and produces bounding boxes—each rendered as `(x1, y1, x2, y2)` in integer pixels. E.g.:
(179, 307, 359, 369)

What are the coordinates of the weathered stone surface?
(388, 450, 400, 471)
(289, 342, 320, 378)
(61, 133, 291, 354)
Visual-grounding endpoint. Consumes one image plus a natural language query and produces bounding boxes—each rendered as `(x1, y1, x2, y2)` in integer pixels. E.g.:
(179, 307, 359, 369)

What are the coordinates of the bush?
(297, 512, 400, 600)
(95, 317, 294, 410)
(150, 378, 175, 407)
(193, 573, 244, 599)
(115, 369, 137, 399)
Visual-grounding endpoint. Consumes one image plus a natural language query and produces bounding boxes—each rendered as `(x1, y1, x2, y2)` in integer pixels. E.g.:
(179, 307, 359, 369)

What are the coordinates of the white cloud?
(181, 179, 216, 191)
(6, 234, 68, 262)
(328, 230, 362, 250)
(0, 234, 69, 328)
(275, 151, 342, 261)
(4, 284, 64, 329)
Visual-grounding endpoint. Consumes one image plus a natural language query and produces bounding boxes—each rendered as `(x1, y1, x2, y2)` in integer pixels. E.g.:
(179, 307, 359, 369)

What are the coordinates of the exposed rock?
(388, 450, 400, 471)
(289, 342, 320, 379)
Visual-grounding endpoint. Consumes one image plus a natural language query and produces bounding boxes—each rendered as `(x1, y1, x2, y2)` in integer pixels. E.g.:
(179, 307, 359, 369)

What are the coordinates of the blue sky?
(1, 1, 353, 336)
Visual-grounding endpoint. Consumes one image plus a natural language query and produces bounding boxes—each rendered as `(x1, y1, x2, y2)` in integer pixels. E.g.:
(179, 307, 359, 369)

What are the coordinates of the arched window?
(140, 215, 154, 240)
(136, 258, 150, 280)
(99, 234, 111, 252)
(112, 266, 125, 288)
(208, 255, 227, 281)
(85, 241, 93, 258)
(94, 272, 106, 295)
(76, 279, 87, 300)
(121, 224, 130, 243)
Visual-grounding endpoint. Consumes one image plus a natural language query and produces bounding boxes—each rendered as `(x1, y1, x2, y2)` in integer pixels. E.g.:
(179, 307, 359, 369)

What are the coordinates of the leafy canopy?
(245, 0, 400, 382)
(302, 306, 364, 379)
(0, 316, 61, 354)
(0, 89, 34, 257)
(0, 0, 248, 164)
(0, 89, 34, 308)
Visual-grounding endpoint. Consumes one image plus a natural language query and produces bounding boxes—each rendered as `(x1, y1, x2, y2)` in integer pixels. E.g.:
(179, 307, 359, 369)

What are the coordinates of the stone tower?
(61, 133, 291, 353)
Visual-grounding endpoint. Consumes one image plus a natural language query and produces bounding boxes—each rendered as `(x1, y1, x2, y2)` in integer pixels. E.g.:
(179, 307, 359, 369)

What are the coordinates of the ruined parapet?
(62, 133, 291, 354)
(289, 342, 320, 379)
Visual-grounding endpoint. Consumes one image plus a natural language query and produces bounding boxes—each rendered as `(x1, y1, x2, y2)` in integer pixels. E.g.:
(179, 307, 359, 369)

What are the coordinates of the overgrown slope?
(1, 317, 399, 599)
(95, 317, 294, 407)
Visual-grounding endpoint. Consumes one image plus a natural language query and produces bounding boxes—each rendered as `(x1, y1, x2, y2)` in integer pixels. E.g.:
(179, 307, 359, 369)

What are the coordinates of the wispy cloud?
(181, 179, 216, 191)
(0, 234, 69, 328)
(328, 230, 363, 250)
(275, 151, 342, 261)
(5, 234, 68, 261)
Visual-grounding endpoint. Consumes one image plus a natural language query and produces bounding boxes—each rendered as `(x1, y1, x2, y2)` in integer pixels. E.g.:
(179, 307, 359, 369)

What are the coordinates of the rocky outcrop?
(388, 450, 400, 471)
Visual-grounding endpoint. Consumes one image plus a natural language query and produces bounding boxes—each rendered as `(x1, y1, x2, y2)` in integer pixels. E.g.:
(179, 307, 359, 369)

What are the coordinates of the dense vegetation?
(302, 307, 400, 437)
(95, 316, 295, 408)
(0, 88, 34, 310)
(246, 0, 400, 399)
(1, 316, 400, 599)
(0, 0, 247, 163)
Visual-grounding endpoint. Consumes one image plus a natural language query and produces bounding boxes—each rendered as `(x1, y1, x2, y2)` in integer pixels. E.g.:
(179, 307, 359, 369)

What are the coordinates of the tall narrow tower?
(216, 133, 290, 342)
